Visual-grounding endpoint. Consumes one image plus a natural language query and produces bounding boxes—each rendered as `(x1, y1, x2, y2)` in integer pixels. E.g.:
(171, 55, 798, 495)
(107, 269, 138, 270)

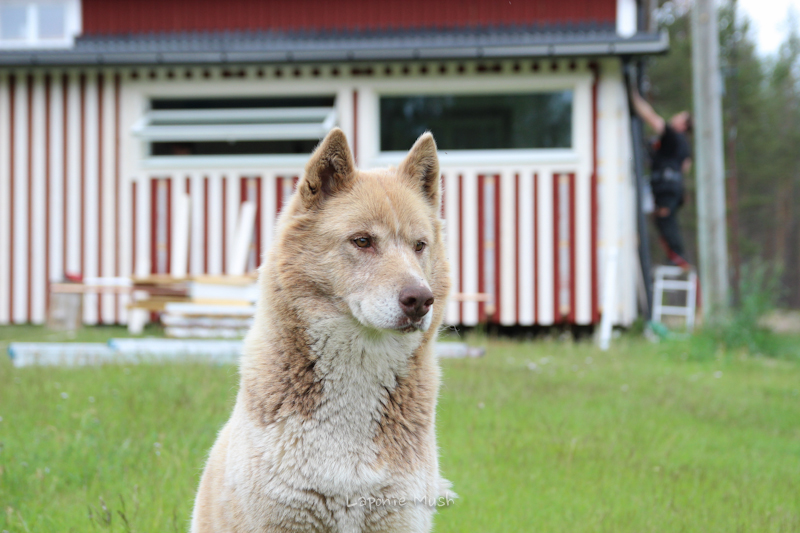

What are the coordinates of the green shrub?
(697, 261, 798, 359)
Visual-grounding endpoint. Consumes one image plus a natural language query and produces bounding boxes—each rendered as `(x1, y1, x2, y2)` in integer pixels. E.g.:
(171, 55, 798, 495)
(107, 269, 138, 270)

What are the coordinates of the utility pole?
(691, 0, 729, 318)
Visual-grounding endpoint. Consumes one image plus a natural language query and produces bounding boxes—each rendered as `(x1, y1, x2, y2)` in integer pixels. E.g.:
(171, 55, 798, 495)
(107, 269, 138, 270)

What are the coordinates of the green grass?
(1, 327, 799, 532)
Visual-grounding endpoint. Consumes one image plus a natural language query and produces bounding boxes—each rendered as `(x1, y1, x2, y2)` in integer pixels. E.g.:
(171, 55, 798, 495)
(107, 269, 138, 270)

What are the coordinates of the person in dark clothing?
(631, 88, 693, 269)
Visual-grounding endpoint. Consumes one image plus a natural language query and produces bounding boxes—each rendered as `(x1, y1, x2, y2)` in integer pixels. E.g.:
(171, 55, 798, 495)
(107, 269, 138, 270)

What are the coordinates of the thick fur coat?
(191, 129, 453, 533)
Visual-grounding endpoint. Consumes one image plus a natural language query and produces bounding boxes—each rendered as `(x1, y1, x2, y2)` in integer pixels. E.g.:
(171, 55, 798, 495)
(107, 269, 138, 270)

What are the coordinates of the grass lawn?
(1, 326, 799, 531)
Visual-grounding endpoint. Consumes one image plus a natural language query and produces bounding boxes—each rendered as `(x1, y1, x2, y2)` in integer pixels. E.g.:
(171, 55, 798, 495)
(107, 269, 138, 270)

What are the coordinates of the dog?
(191, 128, 453, 533)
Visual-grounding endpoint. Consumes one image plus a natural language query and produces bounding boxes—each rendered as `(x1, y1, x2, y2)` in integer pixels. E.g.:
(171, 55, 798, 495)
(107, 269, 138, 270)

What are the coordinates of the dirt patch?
(759, 310, 800, 334)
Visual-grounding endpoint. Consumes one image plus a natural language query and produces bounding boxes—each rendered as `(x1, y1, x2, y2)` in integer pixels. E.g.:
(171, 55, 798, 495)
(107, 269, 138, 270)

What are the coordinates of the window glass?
(150, 97, 335, 110)
(151, 140, 320, 157)
(145, 96, 336, 157)
(38, 3, 65, 39)
(380, 92, 573, 151)
(0, 5, 28, 40)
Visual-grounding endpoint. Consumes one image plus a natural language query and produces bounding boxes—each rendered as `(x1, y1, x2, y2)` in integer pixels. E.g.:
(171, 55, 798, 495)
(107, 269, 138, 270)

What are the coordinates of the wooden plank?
(449, 293, 492, 302)
(50, 283, 133, 294)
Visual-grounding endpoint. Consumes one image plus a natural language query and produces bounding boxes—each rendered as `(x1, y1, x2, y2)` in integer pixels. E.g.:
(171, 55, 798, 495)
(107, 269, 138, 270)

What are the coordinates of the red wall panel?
(82, 0, 616, 35)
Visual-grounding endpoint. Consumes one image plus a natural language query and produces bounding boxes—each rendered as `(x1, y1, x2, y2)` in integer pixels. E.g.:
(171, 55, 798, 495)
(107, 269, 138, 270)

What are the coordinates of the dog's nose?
(399, 286, 434, 320)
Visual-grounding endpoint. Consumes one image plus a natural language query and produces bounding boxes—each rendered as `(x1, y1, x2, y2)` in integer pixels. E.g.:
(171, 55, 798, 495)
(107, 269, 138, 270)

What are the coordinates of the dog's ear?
(299, 128, 355, 209)
(398, 132, 440, 210)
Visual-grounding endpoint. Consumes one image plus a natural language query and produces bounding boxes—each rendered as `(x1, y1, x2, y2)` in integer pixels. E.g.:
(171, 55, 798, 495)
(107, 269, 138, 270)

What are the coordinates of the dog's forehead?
(327, 169, 435, 236)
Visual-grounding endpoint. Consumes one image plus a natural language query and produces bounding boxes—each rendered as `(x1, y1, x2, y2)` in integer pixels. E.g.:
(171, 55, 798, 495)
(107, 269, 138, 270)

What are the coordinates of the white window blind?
(132, 106, 337, 144)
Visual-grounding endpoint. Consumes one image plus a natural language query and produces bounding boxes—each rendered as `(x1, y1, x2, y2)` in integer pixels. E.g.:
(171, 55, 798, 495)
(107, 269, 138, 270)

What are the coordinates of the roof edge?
(0, 30, 669, 67)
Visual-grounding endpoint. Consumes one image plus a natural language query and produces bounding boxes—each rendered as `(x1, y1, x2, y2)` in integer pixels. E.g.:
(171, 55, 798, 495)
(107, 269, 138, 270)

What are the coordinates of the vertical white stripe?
(243, 177, 259, 271)
(281, 176, 295, 209)
(518, 172, 535, 325)
(558, 175, 571, 316)
(65, 72, 81, 276)
(499, 170, 517, 325)
(335, 88, 355, 151)
(537, 169, 554, 325)
(117, 76, 133, 322)
(12, 73, 29, 324)
(597, 61, 636, 326)
(618, 75, 638, 326)
(444, 172, 460, 325)
(190, 173, 205, 275)
(30, 74, 47, 324)
(225, 174, 239, 274)
(101, 72, 117, 323)
(49, 74, 64, 284)
(154, 179, 168, 273)
(170, 176, 183, 276)
(207, 175, 223, 275)
(574, 75, 595, 324)
(83, 72, 99, 325)
(134, 176, 150, 277)
(171, 184, 190, 278)
(115, 77, 135, 324)
(355, 86, 379, 167)
(575, 171, 592, 324)
(261, 172, 276, 265)
(483, 176, 495, 319)
(461, 171, 479, 326)
(0, 74, 9, 324)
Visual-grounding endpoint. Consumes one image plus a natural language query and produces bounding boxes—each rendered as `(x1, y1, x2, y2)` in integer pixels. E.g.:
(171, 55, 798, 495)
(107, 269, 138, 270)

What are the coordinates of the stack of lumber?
(129, 274, 258, 338)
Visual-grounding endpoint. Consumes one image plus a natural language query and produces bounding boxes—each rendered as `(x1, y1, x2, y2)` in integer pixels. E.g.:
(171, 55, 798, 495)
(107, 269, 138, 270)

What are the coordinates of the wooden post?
(691, 0, 730, 318)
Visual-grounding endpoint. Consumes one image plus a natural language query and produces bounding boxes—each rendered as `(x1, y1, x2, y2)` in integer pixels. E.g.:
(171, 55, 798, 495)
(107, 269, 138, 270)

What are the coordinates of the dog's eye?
(354, 237, 372, 249)
(415, 241, 426, 252)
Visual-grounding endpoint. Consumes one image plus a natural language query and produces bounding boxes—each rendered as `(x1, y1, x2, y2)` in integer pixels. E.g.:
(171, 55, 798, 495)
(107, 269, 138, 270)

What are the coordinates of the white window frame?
(360, 72, 593, 169)
(132, 107, 337, 143)
(121, 73, 353, 171)
(0, 0, 81, 49)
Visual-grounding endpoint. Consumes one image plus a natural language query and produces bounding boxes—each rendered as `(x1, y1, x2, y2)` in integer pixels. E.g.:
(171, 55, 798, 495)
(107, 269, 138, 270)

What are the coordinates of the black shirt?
(651, 125, 691, 176)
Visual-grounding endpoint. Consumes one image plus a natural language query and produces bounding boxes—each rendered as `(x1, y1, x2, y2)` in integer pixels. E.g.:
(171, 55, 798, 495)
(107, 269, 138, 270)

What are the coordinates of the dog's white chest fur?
(286, 318, 421, 493)
(222, 319, 435, 531)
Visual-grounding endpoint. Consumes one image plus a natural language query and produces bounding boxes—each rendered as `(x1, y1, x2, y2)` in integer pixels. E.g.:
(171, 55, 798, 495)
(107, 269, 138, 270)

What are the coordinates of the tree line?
(644, 0, 800, 308)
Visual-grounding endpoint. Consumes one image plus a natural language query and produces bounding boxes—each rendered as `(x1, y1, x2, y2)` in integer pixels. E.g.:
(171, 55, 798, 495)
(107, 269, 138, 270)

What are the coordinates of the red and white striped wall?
(137, 173, 298, 279)
(0, 70, 128, 325)
(138, 167, 598, 328)
(0, 59, 636, 327)
(441, 169, 597, 327)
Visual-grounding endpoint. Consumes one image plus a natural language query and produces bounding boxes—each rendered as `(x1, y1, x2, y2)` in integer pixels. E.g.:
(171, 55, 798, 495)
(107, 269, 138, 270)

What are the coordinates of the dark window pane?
(38, 4, 66, 39)
(1, 6, 28, 40)
(151, 140, 319, 157)
(380, 92, 572, 151)
(151, 97, 334, 110)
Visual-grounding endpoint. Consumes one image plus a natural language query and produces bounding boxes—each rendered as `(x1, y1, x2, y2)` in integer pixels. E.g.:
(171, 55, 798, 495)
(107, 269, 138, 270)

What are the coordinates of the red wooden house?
(0, 0, 666, 327)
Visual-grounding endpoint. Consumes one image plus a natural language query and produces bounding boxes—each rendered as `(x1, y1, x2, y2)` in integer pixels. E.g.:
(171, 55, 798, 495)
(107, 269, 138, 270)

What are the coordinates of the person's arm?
(630, 87, 666, 135)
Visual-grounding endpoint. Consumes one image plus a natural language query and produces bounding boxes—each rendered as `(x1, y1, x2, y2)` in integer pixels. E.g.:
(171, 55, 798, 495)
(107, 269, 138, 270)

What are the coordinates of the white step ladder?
(652, 265, 698, 331)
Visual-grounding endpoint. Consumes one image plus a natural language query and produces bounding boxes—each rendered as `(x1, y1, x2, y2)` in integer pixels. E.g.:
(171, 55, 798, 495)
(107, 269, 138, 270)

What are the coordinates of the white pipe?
(598, 248, 619, 351)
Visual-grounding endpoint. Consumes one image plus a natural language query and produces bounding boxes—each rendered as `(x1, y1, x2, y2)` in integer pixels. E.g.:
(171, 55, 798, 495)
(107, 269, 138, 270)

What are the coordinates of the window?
(380, 92, 573, 152)
(133, 97, 337, 158)
(38, 3, 66, 39)
(0, 0, 81, 48)
(0, 5, 27, 40)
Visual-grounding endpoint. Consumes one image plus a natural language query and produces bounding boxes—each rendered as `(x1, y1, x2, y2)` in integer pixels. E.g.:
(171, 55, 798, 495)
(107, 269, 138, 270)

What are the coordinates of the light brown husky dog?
(191, 128, 453, 533)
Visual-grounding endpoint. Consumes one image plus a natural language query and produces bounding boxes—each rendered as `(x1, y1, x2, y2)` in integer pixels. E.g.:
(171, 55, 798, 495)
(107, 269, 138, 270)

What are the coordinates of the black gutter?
(623, 59, 654, 322)
(0, 32, 668, 67)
